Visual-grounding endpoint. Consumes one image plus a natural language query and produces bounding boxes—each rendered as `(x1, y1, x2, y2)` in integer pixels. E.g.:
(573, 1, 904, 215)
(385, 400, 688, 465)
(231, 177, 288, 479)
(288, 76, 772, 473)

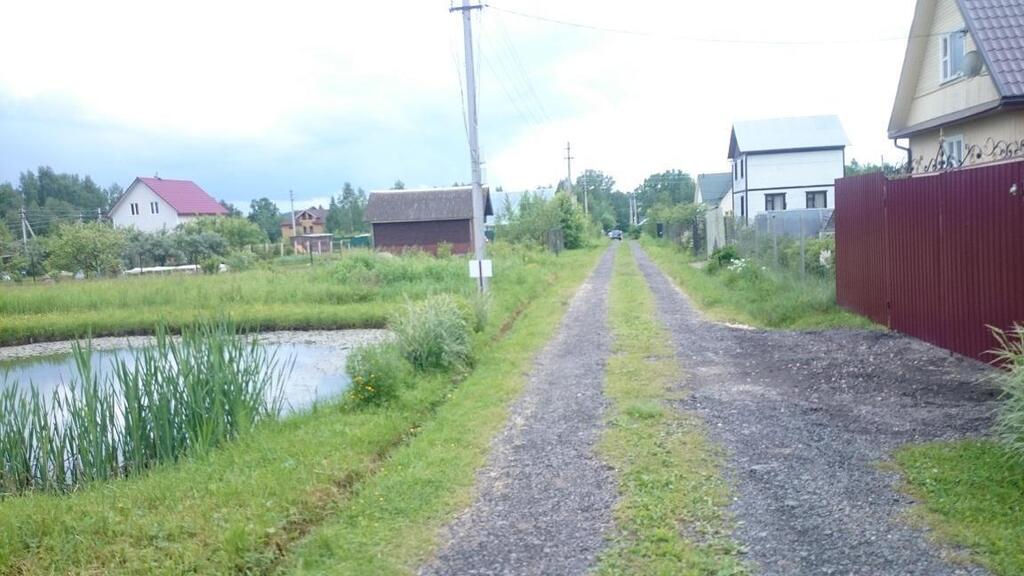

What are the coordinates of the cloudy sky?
(0, 0, 916, 211)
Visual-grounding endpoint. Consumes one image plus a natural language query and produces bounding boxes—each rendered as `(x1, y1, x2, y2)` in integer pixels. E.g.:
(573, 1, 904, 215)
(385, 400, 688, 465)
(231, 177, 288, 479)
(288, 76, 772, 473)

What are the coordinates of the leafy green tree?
(121, 230, 185, 268)
(1, 167, 118, 235)
(45, 222, 126, 276)
(391, 180, 406, 190)
(326, 196, 344, 234)
(635, 170, 695, 213)
(846, 159, 899, 176)
(248, 197, 282, 242)
(219, 200, 243, 217)
(552, 193, 588, 249)
(175, 232, 228, 265)
(180, 216, 267, 249)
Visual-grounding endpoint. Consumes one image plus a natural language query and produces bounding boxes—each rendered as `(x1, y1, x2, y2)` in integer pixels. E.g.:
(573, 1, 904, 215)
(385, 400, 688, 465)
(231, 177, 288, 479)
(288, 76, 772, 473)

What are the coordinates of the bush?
(991, 325, 1024, 463)
(436, 242, 453, 258)
(223, 250, 256, 271)
(200, 257, 221, 275)
(706, 245, 739, 274)
(344, 342, 412, 406)
(391, 294, 472, 372)
(45, 222, 126, 277)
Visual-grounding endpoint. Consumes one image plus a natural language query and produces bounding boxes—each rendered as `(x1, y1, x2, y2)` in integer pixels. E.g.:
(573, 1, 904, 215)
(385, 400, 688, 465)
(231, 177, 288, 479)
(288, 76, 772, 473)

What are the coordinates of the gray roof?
(364, 187, 493, 224)
(729, 115, 848, 158)
(280, 207, 327, 225)
(697, 173, 732, 205)
(960, 0, 1024, 98)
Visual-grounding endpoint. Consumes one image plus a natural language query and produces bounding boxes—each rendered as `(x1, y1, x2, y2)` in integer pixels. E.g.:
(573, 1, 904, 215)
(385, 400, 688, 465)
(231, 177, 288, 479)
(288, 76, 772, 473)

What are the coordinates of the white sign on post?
(468, 259, 493, 279)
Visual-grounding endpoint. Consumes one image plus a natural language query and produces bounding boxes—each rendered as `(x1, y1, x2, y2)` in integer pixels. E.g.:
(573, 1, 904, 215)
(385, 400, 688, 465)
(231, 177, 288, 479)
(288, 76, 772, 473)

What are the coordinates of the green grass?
(595, 244, 746, 575)
(0, 246, 602, 575)
(640, 238, 874, 330)
(0, 250, 470, 345)
(275, 248, 601, 574)
(894, 440, 1024, 575)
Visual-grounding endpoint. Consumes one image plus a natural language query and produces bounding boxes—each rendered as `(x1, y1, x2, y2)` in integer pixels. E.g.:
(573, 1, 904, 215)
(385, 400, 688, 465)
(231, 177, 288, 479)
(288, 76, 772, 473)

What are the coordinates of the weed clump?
(392, 294, 473, 372)
(991, 325, 1024, 463)
(345, 342, 413, 406)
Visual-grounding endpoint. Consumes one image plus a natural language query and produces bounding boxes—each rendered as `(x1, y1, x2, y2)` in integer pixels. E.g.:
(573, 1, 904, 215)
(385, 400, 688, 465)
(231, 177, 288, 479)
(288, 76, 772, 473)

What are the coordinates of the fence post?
(771, 216, 778, 268)
(800, 216, 806, 282)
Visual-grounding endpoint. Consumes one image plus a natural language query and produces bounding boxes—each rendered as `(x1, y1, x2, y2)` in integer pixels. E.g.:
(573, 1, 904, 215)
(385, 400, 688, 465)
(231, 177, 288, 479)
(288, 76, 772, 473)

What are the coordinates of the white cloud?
(0, 0, 919, 194)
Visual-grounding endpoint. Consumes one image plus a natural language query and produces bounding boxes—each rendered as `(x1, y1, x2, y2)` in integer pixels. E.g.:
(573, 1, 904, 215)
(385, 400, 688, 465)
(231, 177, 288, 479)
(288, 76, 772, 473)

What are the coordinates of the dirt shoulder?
(420, 248, 617, 576)
(631, 242, 996, 575)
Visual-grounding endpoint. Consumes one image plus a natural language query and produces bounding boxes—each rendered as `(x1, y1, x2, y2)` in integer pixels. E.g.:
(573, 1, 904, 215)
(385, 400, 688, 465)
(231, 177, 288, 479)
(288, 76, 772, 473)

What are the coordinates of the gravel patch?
(631, 242, 997, 576)
(420, 247, 617, 576)
(0, 330, 391, 362)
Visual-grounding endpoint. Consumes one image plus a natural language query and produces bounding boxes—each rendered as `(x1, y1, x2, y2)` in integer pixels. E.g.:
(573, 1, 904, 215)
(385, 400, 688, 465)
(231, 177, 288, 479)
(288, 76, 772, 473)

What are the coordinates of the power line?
(485, 3, 942, 46)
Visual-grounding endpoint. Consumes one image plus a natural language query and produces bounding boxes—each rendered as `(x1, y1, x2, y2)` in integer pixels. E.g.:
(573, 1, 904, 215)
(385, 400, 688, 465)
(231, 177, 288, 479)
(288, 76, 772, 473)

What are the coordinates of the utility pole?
(452, 0, 488, 292)
(97, 208, 102, 222)
(20, 207, 28, 251)
(289, 189, 297, 237)
(565, 142, 574, 198)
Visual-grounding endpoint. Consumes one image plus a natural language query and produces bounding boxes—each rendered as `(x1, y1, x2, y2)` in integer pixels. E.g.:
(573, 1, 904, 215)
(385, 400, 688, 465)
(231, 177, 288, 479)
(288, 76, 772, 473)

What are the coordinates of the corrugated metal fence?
(835, 161, 1024, 362)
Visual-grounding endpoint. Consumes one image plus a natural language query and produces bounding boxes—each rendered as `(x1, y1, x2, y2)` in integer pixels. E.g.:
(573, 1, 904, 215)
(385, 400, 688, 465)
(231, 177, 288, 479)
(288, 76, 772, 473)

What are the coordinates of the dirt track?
(631, 242, 996, 575)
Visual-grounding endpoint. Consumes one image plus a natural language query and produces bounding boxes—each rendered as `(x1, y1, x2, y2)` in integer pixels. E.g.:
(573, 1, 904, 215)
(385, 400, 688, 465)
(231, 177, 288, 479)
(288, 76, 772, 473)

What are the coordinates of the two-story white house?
(728, 115, 848, 225)
(888, 0, 1024, 169)
(110, 177, 228, 232)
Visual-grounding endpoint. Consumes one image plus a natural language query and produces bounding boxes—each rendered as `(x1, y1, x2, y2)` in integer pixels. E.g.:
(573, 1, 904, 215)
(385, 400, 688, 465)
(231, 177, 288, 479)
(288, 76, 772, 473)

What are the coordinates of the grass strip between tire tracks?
(0, 247, 601, 575)
(595, 243, 747, 575)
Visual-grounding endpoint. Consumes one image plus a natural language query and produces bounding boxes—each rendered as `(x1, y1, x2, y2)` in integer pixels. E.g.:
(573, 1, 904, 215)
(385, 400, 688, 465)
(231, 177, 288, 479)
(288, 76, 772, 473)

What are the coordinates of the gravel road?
(631, 242, 997, 575)
(420, 247, 616, 576)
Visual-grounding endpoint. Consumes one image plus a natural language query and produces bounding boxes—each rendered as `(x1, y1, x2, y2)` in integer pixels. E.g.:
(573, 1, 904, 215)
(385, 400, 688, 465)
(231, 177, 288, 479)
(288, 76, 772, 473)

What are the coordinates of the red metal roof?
(137, 177, 228, 216)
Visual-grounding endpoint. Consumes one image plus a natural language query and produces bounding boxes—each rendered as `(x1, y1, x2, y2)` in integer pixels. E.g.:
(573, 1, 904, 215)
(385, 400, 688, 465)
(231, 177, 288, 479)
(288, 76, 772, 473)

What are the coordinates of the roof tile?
(960, 0, 1024, 97)
(138, 177, 227, 216)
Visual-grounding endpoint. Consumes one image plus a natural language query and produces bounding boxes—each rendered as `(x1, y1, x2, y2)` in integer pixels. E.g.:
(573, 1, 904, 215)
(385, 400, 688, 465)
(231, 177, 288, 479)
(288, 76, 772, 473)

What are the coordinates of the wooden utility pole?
(565, 142, 574, 197)
(452, 0, 488, 292)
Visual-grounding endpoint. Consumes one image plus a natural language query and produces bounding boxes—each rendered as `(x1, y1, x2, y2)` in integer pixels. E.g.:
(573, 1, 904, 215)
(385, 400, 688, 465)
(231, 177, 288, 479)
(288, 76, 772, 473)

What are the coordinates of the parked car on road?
(607, 230, 623, 240)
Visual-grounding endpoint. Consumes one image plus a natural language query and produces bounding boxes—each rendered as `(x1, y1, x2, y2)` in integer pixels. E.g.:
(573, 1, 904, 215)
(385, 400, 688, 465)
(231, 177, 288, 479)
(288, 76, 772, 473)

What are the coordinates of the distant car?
(607, 230, 623, 240)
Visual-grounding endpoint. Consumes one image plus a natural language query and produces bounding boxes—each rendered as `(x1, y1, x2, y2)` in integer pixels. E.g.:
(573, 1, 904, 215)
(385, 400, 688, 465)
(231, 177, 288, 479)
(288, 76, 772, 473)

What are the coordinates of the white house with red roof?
(110, 177, 228, 232)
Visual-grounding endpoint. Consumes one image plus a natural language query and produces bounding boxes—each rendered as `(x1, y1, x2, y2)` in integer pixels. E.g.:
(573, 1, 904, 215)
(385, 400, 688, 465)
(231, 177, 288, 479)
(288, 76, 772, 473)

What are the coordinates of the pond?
(0, 330, 389, 414)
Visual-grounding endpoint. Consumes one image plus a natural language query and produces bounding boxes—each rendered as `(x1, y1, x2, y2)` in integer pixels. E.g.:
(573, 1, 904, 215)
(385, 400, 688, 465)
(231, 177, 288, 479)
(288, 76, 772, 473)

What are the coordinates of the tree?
(219, 200, 243, 217)
(326, 195, 344, 234)
(635, 170, 695, 213)
(248, 197, 282, 242)
(391, 180, 406, 190)
(179, 216, 267, 249)
(846, 159, 899, 176)
(1, 167, 116, 235)
(499, 193, 516, 225)
(46, 222, 126, 277)
(175, 232, 228, 265)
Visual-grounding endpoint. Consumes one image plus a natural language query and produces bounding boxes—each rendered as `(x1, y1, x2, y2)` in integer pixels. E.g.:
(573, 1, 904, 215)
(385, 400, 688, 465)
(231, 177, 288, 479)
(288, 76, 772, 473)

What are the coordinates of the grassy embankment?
(0, 251, 469, 346)
(595, 244, 746, 575)
(639, 238, 873, 330)
(0, 245, 603, 575)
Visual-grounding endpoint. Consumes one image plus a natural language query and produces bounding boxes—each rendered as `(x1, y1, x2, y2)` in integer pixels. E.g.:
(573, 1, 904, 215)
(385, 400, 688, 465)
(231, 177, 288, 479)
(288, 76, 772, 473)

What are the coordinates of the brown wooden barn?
(364, 187, 493, 255)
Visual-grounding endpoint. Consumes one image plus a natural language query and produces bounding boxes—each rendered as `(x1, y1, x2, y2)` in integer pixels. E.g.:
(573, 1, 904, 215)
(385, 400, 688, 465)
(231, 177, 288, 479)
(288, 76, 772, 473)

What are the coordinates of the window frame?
(942, 134, 965, 166)
(130, 202, 139, 216)
(940, 30, 965, 84)
(806, 190, 827, 209)
(150, 201, 159, 214)
(765, 193, 787, 212)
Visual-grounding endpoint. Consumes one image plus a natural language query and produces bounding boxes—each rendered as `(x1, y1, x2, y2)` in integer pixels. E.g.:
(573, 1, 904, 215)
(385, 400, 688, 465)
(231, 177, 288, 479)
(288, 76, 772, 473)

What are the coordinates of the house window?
(941, 30, 966, 83)
(942, 135, 965, 166)
(739, 195, 746, 217)
(765, 193, 787, 212)
(733, 162, 738, 180)
(130, 202, 139, 216)
(150, 201, 159, 214)
(806, 191, 827, 209)
(740, 157, 745, 179)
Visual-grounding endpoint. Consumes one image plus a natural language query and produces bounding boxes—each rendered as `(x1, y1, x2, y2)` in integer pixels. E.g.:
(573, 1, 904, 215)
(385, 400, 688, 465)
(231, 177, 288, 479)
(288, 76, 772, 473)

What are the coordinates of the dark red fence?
(836, 161, 1024, 363)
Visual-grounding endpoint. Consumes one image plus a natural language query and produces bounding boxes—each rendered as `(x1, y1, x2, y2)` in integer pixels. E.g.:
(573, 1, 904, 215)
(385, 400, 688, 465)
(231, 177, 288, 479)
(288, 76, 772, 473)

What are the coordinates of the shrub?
(223, 250, 256, 272)
(200, 257, 221, 275)
(706, 245, 739, 274)
(391, 294, 472, 372)
(344, 342, 412, 407)
(436, 242, 453, 258)
(45, 222, 126, 277)
(991, 325, 1024, 463)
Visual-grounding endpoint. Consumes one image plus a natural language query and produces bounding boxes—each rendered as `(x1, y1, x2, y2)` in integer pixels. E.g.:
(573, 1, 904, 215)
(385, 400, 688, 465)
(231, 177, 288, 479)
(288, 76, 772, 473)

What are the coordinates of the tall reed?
(991, 324, 1024, 464)
(0, 323, 288, 496)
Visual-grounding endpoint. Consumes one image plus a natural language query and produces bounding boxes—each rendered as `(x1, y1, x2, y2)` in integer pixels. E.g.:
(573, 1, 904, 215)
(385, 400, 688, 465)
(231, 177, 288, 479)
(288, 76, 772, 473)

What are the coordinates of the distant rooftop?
(697, 173, 732, 205)
(729, 115, 848, 159)
(136, 177, 227, 216)
(365, 186, 494, 224)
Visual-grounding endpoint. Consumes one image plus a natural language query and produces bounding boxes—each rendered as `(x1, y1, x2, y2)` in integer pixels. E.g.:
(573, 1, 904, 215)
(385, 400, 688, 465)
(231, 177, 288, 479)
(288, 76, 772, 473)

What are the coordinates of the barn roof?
(134, 177, 227, 216)
(365, 187, 493, 224)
